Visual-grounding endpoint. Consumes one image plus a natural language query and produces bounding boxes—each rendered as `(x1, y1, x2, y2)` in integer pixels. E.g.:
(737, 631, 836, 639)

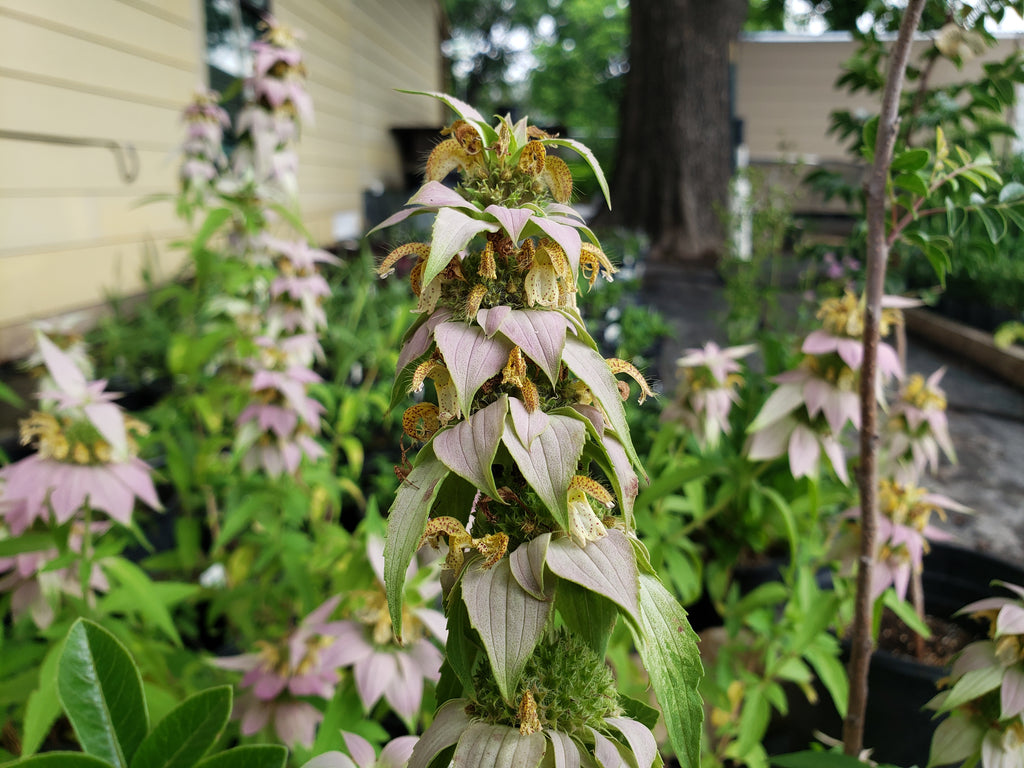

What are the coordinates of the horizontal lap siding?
(0, 0, 443, 359)
(278, 0, 443, 242)
(0, 0, 199, 358)
(736, 36, 1023, 163)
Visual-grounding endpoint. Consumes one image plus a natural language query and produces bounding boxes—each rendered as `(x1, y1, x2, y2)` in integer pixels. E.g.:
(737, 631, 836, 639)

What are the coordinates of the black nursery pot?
(766, 541, 1024, 766)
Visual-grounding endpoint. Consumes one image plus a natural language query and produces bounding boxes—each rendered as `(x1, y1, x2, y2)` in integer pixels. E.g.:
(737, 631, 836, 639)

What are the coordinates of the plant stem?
(842, 0, 927, 756)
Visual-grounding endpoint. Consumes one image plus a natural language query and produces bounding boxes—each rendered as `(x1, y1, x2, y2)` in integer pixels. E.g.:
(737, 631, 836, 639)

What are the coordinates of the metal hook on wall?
(0, 129, 140, 184)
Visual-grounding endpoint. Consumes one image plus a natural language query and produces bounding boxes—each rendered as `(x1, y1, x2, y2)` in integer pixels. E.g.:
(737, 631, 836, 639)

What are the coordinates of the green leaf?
(58, 619, 149, 768)
(882, 589, 931, 639)
(998, 181, 1024, 203)
(21, 636, 66, 757)
(861, 116, 879, 162)
(383, 450, 450, 640)
(803, 643, 849, 718)
(555, 578, 618, 658)
(444, 582, 481, 695)
(541, 137, 611, 209)
(0, 533, 58, 558)
(893, 172, 930, 198)
(890, 148, 930, 172)
(191, 207, 232, 257)
(11, 754, 115, 767)
(629, 573, 702, 768)
(194, 745, 288, 768)
(101, 558, 183, 646)
(736, 689, 771, 757)
(974, 205, 1006, 242)
(129, 686, 232, 768)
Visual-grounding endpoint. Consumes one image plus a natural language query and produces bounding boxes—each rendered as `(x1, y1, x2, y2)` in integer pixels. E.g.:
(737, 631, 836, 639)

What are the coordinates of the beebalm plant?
(373, 92, 702, 768)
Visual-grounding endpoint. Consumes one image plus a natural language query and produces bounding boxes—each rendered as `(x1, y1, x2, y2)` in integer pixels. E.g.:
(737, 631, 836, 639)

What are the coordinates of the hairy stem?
(843, 0, 927, 756)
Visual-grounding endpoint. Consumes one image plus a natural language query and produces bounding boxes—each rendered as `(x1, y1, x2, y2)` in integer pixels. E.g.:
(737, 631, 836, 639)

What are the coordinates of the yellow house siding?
(277, 0, 444, 243)
(736, 34, 1024, 163)
(0, 0, 443, 361)
(0, 0, 199, 360)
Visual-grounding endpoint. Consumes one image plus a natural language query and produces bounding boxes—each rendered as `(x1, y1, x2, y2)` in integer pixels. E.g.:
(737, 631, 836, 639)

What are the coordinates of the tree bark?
(605, 0, 747, 266)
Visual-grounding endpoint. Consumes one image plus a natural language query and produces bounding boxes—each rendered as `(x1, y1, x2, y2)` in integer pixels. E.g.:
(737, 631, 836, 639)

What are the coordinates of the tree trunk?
(605, 0, 747, 266)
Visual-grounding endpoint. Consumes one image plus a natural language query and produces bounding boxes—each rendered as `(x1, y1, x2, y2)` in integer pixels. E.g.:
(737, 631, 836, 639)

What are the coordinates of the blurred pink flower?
(332, 536, 445, 724)
(213, 596, 350, 748)
(666, 342, 755, 450)
(0, 522, 110, 628)
(885, 368, 956, 479)
(1, 455, 160, 532)
(302, 732, 418, 768)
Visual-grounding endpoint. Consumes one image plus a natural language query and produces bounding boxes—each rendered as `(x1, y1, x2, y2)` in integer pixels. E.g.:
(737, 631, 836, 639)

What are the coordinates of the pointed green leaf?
(434, 322, 512, 417)
(462, 558, 553, 702)
(191, 207, 232, 257)
(890, 148, 930, 172)
(542, 137, 611, 209)
(561, 336, 645, 480)
(802, 642, 848, 718)
(452, 722, 546, 768)
(129, 686, 231, 768)
(546, 530, 639, 623)
(12, 754, 115, 767)
(445, 583, 481, 694)
(434, 396, 508, 500)
(384, 451, 450, 640)
(999, 181, 1024, 203)
(397, 89, 486, 123)
(0, 533, 57, 558)
(556, 579, 618, 658)
(58, 619, 149, 768)
(21, 634, 66, 757)
(501, 413, 586, 530)
(194, 745, 288, 768)
(629, 573, 703, 768)
(939, 666, 1005, 712)
(101, 557, 183, 646)
(425, 209, 498, 287)
(893, 172, 929, 198)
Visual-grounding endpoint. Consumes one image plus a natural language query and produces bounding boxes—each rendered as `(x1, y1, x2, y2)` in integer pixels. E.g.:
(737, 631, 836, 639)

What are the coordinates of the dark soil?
(876, 608, 977, 667)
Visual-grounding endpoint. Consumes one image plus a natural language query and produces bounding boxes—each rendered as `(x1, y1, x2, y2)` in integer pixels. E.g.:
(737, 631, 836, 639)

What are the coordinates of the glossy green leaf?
(445, 582, 481, 694)
(12, 753, 115, 767)
(735, 690, 771, 757)
(771, 751, 872, 768)
(939, 665, 1005, 712)
(560, 336, 644, 479)
(890, 147, 930, 172)
(893, 172, 929, 198)
(542, 137, 611, 209)
(194, 745, 288, 768)
(0, 533, 57, 558)
(629, 573, 702, 768)
(383, 450, 450, 640)
(927, 713, 985, 768)
(129, 686, 231, 768)
(803, 642, 849, 718)
(999, 181, 1024, 203)
(462, 557, 552, 703)
(58, 619, 149, 768)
